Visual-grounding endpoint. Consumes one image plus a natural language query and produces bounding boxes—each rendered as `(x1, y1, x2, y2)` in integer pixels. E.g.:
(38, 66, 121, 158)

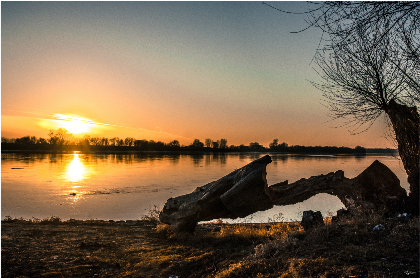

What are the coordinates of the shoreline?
(1, 149, 395, 156)
(2, 214, 418, 277)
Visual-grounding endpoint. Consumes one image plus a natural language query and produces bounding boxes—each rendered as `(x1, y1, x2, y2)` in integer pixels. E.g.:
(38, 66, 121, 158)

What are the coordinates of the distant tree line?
(1, 128, 368, 154)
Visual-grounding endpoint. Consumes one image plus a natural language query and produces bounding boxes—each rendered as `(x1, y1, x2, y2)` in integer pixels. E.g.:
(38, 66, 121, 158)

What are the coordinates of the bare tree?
(205, 138, 212, 148)
(313, 5, 419, 212)
(191, 139, 204, 148)
(269, 139, 279, 150)
(48, 128, 73, 146)
(219, 139, 228, 149)
(124, 137, 135, 147)
(90, 137, 101, 146)
(266, 1, 419, 212)
(100, 137, 109, 146)
(264, 1, 419, 98)
(311, 25, 415, 131)
(311, 2, 420, 97)
(168, 140, 180, 148)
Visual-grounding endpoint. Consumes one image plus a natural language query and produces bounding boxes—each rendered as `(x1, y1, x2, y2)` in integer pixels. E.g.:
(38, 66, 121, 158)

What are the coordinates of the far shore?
(1, 148, 397, 155)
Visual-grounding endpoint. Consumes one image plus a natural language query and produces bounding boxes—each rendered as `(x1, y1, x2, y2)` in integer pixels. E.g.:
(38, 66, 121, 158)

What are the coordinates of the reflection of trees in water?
(107, 153, 183, 165)
(168, 153, 181, 165)
(269, 154, 372, 166)
(354, 155, 365, 162)
(207, 152, 228, 165)
(205, 155, 211, 166)
(48, 154, 66, 164)
(2, 152, 49, 164)
(192, 154, 204, 166)
(2, 152, 380, 171)
(211, 152, 227, 165)
(239, 152, 247, 162)
(271, 154, 289, 165)
(219, 153, 227, 165)
(248, 153, 262, 161)
(133, 153, 149, 163)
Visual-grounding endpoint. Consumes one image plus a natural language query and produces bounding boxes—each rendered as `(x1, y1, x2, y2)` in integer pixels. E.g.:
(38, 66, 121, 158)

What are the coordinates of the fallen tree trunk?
(159, 156, 408, 232)
(267, 160, 407, 212)
(159, 155, 273, 232)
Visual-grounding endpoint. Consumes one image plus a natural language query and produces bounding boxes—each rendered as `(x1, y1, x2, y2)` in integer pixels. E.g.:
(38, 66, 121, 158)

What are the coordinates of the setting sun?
(54, 114, 92, 135)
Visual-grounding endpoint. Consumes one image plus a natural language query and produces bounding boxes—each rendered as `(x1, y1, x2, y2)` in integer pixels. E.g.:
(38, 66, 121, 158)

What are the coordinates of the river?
(1, 152, 408, 222)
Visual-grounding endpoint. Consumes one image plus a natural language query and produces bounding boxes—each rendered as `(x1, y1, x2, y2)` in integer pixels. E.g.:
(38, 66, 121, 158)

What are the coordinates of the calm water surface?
(1, 152, 408, 222)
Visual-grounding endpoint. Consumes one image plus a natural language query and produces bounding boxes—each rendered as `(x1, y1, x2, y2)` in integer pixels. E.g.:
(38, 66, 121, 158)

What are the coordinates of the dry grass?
(2, 212, 419, 277)
(217, 222, 303, 240)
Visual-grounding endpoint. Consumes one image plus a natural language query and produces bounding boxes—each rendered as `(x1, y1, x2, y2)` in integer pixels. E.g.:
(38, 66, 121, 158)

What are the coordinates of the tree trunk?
(159, 155, 273, 232)
(159, 156, 408, 232)
(267, 160, 407, 212)
(385, 99, 419, 214)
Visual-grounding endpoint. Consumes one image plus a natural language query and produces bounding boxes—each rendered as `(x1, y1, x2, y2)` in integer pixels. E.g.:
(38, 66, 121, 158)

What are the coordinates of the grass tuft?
(39, 215, 62, 224)
(217, 222, 303, 240)
(140, 205, 161, 223)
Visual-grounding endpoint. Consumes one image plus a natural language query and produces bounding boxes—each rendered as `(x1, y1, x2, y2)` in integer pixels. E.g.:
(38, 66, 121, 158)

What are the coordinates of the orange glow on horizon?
(53, 114, 94, 134)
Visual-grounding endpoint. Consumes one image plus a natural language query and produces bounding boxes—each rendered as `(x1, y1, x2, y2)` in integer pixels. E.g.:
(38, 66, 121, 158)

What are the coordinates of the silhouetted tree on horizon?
(2, 132, 371, 155)
(249, 142, 263, 151)
(123, 137, 134, 147)
(168, 140, 180, 148)
(205, 138, 212, 148)
(219, 139, 228, 149)
(269, 139, 279, 149)
(134, 139, 148, 149)
(109, 137, 118, 146)
(48, 128, 73, 146)
(191, 139, 204, 149)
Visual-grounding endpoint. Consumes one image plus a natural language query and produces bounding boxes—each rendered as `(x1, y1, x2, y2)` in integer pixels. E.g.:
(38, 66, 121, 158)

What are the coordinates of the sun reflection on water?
(65, 154, 86, 183)
(63, 154, 90, 203)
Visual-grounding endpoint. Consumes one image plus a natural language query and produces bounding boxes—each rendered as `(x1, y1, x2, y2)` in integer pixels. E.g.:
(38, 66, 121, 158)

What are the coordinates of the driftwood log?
(159, 155, 407, 232)
(159, 155, 273, 232)
(268, 159, 407, 211)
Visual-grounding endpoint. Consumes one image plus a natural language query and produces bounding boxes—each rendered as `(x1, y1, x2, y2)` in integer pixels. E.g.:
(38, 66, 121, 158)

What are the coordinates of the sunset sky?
(2, 1, 394, 148)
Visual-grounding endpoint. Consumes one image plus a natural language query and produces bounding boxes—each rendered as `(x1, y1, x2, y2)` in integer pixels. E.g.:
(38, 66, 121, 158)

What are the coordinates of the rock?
(397, 213, 411, 221)
(373, 224, 385, 232)
(300, 210, 324, 231)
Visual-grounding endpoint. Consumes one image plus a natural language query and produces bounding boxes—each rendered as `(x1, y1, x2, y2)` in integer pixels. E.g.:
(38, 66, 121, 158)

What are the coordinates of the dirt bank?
(1, 214, 418, 277)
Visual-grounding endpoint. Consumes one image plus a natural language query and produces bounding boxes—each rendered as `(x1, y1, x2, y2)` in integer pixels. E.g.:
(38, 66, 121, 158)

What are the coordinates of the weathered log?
(159, 155, 273, 232)
(160, 156, 408, 232)
(268, 160, 407, 211)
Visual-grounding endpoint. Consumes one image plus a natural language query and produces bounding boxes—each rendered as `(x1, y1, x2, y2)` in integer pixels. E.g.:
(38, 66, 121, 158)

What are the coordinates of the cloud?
(2, 108, 192, 143)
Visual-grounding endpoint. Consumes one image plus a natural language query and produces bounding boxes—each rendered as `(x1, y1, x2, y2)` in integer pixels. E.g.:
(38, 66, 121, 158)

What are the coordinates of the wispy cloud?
(2, 105, 192, 142)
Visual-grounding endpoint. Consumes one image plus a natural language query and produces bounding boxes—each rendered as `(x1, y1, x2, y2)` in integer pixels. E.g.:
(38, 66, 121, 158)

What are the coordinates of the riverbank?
(1, 142, 376, 155)
(2, 213, 418, 277)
